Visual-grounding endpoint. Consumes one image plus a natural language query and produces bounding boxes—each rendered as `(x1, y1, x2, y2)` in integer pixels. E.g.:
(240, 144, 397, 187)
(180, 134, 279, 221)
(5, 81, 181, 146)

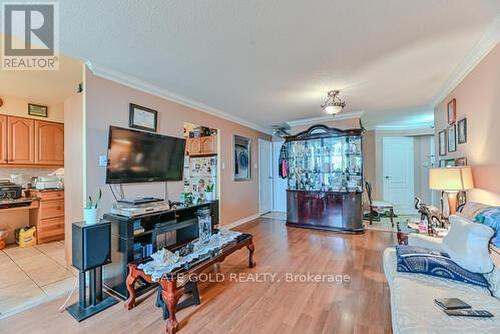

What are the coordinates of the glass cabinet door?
(287, 135, 362, 192)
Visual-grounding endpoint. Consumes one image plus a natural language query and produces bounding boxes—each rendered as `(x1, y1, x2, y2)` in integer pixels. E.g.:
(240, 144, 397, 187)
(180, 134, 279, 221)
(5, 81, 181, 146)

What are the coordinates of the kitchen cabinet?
(0, 115, 6, 164)
(35, 120, 64, 165)
(30, 190, 65, 244)
(0, 115, 63, 167)
(186, 135, 217, 156)
(8, 116, 35, 164)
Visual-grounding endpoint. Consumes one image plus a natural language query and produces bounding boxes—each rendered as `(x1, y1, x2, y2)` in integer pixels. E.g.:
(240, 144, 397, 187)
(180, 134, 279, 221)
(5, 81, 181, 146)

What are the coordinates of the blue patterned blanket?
(474, 207, 500, 247)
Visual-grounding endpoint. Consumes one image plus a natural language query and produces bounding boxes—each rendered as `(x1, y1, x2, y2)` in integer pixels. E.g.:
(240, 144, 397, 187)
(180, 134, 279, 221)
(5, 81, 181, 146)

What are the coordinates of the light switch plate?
(99, 154, 108, 167)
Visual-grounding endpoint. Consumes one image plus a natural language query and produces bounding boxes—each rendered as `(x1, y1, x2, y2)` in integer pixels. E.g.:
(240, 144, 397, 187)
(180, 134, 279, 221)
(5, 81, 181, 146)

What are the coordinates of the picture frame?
(28, 103, 48, 117)
(438, 159, 446, 168)
(447, 124, 456, 152)
(447, 98, 456, 124)
(438, 130, 446, 156)
(457, 118, 467, 144)
(445, 158, 455, 167)
(129, 103, 158, 132)
(233, 135, 251, 181)
(455, 157, 467, 166)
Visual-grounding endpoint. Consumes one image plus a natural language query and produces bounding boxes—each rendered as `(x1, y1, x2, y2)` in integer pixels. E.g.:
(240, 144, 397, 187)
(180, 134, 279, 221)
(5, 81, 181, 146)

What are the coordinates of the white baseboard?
(223, 213, 261, 230)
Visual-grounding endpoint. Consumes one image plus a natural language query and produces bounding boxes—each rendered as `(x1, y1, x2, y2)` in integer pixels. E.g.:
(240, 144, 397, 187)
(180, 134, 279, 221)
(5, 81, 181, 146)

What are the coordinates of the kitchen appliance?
(184, 156, 217, 200)
(34, 176, 63, 190)
(0, 180, 23, 199)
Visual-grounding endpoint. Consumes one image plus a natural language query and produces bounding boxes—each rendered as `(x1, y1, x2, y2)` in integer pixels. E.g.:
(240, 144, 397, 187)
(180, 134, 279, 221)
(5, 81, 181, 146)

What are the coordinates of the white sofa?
(383, 233, 500, 333)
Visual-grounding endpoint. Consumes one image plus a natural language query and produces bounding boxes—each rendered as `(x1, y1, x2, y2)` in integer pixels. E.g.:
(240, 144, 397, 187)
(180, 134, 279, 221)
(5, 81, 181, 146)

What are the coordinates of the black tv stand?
(102, 200, 218, 299)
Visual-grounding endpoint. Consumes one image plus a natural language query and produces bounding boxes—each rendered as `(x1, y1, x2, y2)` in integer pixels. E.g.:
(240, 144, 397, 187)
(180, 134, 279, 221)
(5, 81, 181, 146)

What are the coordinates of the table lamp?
(429, 166, 474, 215)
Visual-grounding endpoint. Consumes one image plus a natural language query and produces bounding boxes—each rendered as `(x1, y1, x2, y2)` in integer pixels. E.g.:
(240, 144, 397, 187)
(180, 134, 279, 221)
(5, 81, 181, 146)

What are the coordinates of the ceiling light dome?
(321, 90, 345, 115)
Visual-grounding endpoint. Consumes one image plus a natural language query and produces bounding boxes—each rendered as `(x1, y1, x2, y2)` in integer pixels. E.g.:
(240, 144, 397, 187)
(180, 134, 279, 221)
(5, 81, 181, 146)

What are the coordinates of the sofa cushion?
(443, 215, 494, 273)
(474, 207, 500, 248)
(396, 245, 489, 287)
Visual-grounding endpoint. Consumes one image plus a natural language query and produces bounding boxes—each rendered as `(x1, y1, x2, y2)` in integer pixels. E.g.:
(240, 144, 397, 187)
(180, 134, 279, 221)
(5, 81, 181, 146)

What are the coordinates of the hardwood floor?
(0, 218, 396, 334)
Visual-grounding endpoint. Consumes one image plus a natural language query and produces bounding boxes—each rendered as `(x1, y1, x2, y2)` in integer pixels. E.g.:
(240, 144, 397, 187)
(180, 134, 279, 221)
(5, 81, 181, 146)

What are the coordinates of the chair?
(365, 181, 394, 227)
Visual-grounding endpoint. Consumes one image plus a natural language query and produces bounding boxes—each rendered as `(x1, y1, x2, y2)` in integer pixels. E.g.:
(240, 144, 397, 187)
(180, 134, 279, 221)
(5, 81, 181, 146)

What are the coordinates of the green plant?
(86, 189, 102, 209)
(205, 184, 214, 192)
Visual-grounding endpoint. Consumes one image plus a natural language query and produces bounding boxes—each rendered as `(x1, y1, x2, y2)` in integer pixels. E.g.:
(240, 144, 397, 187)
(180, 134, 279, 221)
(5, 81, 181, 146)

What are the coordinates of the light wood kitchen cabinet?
(8, 116, 35, 164)
(30, 190, 65, 244)
(35, 120, 64, 165)
(0, 115, 6, 164)
(0, 115, 64, 167)
(186, 135, 217, 156)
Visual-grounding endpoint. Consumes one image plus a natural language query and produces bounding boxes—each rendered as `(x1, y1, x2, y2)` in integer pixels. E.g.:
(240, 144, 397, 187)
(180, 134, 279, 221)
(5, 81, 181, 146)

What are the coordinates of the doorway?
(382, 136, 415, 214)
(258, 139, 273, 215)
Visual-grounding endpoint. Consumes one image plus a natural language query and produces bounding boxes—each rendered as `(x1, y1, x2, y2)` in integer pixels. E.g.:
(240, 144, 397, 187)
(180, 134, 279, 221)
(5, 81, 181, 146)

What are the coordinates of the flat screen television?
(106, 126, 186, 184)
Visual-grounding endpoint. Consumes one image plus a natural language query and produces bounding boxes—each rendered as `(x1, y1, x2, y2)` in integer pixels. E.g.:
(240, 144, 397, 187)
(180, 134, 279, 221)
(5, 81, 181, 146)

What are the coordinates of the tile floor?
(0, 241, 76, 319)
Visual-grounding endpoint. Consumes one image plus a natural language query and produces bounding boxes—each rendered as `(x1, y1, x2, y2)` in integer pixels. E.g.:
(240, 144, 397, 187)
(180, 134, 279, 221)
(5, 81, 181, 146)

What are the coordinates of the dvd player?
(111, 200, 170, 218)
(117, 197, 164, 205)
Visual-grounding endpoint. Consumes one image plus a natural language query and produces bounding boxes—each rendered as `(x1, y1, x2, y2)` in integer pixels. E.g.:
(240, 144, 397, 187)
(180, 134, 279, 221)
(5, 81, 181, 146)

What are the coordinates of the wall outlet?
(99, 154, 108, 167)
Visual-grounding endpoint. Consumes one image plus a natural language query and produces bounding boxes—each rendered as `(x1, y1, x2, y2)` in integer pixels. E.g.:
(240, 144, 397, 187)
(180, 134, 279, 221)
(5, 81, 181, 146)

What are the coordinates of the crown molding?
(374, 121, 434, 131)
(431, 16, 500, 108)
(85, 61, 272, 135)
(286, 111, 364, 128)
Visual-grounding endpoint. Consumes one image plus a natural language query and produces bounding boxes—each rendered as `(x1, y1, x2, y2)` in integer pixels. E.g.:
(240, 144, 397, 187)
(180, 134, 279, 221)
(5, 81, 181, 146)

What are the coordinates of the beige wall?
(63, 93, 84, 263)
(84, 68, 271, 226)
(0, 95, 64, 122)
(434, 44, 500, 206)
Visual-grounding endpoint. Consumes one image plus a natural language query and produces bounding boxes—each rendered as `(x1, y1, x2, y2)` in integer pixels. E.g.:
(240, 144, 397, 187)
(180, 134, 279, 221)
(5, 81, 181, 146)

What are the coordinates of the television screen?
(106, 126, 186, 183)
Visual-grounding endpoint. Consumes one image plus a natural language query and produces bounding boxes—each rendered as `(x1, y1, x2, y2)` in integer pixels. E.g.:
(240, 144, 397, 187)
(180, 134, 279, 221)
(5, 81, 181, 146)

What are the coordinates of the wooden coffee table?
(124, 233, 256, 334)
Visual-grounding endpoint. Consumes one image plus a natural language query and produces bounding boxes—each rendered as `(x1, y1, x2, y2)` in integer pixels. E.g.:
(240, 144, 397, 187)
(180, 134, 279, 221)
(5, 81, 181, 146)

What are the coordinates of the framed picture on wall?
(129, 103, 158, 132)
(457, 118, 467, 144)
(233, 135, 251, 181)
(447, 98, 456, 124)
(445, 158, 455, 167)
(439, 160, 446, 167)
(438, 130, 446, 156)
(447, 124, 456, 152)
(28, 103, 48, 117)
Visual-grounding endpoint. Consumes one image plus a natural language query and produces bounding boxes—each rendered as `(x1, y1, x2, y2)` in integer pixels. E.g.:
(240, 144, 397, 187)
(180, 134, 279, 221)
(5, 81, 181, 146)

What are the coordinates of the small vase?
(205, 192, 213, 202)
(84, 208, 100, 225)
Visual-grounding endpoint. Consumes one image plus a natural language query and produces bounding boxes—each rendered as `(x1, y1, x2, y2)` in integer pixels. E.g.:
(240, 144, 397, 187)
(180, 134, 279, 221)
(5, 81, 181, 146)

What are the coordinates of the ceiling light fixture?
(321, 90, 346, 115)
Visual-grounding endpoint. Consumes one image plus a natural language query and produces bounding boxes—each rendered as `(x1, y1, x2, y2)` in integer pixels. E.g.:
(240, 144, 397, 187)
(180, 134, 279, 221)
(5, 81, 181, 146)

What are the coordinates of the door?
(35, 120, 64, 165)
(382, 136, 414, 214)
(0, 115, 6, 164)
(258, 139, 273, 214)
(272, 141, 287, 212)
(8, 116, 35, 164)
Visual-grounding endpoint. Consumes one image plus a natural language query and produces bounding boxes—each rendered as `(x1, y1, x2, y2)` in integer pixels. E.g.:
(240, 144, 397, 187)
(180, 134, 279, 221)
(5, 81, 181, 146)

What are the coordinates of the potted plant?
(205, 184, 215, 202)
(84, 189, 102, 225)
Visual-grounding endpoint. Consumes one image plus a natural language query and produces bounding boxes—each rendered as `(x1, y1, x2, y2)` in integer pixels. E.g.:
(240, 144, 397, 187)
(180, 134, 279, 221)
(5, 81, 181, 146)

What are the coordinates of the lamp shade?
(429, 166, 474, 191)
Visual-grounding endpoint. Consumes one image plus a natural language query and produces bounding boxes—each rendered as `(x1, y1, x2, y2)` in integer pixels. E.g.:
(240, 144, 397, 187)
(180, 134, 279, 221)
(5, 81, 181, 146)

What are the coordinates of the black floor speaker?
(67, 220, 117, 321)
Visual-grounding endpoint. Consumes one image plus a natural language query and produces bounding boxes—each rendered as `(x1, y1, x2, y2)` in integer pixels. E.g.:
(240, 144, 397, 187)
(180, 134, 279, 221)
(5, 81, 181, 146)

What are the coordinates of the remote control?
(444, 309, 493, 318)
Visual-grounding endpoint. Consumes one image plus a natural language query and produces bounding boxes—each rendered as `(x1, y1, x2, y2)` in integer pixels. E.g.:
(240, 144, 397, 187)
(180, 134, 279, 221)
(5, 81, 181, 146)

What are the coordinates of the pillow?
(484, 266, 500, 298)
(457, 202, 490, 220)
(396, 245, 489, 287)
(474, 207, 500, 247)
(443, 215, 494, 273)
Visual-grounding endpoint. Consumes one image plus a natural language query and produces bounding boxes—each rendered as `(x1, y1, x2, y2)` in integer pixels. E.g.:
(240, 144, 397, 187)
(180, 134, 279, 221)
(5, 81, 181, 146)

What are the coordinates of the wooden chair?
(365, 181, 395, 227)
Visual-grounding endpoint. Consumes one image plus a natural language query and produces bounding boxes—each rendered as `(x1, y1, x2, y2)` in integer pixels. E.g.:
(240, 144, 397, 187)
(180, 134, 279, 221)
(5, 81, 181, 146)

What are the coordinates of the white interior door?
(258, 139, 273, 214)
(272, 141, 287, 212)
(382, 137, 415, 214)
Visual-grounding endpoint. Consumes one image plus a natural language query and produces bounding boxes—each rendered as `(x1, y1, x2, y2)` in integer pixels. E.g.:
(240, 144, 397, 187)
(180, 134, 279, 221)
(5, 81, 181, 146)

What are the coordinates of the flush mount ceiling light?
(321, 90, 346, 115)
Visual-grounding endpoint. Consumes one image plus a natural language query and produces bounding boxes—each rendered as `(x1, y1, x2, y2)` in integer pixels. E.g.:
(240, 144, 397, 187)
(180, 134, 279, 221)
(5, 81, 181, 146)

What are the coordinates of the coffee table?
(124, 233, 256, 334)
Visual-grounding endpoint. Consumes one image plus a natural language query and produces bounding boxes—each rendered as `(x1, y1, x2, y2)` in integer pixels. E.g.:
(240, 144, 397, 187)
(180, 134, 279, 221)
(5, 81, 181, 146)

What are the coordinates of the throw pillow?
(443, 215, 494, 274)
(474, 207, 500, 248)
(396, 245, 489, 287)
(484, 266, 500, 299)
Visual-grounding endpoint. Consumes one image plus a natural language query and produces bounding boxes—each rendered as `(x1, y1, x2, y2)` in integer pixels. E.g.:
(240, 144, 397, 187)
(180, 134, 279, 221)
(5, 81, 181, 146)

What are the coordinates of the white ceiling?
(43, 1, 500, 129)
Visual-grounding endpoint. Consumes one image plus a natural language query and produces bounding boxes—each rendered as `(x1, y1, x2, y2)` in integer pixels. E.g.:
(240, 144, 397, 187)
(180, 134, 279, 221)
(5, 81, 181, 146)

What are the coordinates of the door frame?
(258, 138, 273, 215)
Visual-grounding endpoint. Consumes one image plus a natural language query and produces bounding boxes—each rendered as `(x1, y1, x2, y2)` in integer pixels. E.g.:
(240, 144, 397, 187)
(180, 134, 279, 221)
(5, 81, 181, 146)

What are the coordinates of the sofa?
(383, 202, 500, 333)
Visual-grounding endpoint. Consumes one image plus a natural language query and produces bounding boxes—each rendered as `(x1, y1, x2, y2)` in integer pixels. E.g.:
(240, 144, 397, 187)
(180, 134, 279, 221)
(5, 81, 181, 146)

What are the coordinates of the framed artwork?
(457, 118, 467, 144)
(447, 124, 456, 152)
(447, 98, 456, 124)
(438, 130, 446, 156)
(458, 191, 467, 206)
(234, 135, 251, 181)
(455, 157, 467, 166)
(445, 158, 455, 167)
(439, 159, 446, 167)
(28, 103, 48, 117)
(129, 103, 158, 132)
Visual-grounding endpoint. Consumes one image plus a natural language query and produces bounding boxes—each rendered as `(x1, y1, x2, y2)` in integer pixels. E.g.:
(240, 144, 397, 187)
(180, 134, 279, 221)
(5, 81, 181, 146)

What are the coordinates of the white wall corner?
(85, 61, 272, 135)
(430, 16, 500, 107)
